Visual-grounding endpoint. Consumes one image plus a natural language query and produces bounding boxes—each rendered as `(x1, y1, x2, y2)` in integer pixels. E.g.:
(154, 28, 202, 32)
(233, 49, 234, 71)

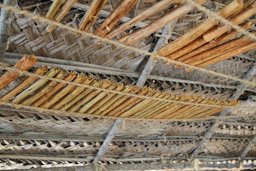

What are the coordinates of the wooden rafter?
(94, 0, 137, 37)
(79, 0, 107, 32)
(46, 0, 77, 32)
(120, 0, 206, 45)
(105, 0, 179, 39)
(158, 0, 244, 56)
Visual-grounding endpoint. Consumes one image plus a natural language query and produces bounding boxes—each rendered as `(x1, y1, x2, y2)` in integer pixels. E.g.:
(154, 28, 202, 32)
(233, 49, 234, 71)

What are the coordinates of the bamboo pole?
(149, 95, 188, 119)
(46, 0, 77, 32)
(158, 0, 244, 56)
(120, 1, 206, 46)
(94, 0, 137, 37)
(105, 0, 180, 39)
(167, 37, 206, 60)
(1, 67, 48, 102)
(119, 91, 164, 117)
(45, 0, 64, 19)
(79, 0, 107, 32)
(0, 55, 36, 90)
(202, 4, 256, 42)
(176, 22, 252, 62)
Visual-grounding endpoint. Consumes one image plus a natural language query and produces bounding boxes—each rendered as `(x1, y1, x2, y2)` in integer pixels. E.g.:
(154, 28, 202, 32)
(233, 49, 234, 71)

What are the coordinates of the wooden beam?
(93, 118, 123, 163)
(0, 0, 16, 61)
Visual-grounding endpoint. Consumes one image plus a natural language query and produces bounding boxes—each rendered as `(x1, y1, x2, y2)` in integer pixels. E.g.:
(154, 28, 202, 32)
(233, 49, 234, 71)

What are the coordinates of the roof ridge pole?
(190, 62, 256, 161)
(0, 0, 15, 62)
(93, 26, 171, 164)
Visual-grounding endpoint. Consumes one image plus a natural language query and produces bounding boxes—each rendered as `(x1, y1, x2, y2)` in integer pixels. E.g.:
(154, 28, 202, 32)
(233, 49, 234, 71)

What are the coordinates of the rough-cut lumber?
(202, 4, 256, 42)
(94, 0, 137, 37)
(176, 22, 252, 62)
(46, 0, 77, 32)
(45, 0, 64, 19)
(120, 1, 206, 45)
(197, 41, 256, 68)
(79, 0, 107, 32)
(158, 0, 244, 56)
(0, 55, 36, 90)
(105, 0, 179, 39)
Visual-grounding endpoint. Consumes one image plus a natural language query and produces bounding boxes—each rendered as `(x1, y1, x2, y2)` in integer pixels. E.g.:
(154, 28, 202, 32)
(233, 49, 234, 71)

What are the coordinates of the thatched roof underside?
(0, 0, 256, 170)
